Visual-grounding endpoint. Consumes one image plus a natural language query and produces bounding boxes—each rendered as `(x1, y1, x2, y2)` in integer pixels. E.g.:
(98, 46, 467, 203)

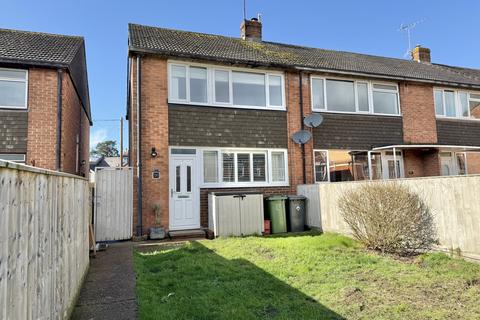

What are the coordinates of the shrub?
(339, 182, 437, 256)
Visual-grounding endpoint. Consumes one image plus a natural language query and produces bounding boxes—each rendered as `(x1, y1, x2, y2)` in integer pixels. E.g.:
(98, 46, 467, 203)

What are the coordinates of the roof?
(128, 23, 480, 89)
(89, 156, 123, 171)
(0, 28, 91, 123)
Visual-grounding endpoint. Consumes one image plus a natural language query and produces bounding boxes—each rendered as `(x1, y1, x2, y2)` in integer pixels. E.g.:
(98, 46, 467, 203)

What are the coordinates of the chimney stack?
(241, 17, 262, 41)
(411, 45, 431, 63)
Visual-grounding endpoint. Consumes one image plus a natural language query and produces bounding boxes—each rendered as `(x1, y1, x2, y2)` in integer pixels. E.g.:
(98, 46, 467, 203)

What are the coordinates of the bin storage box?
(208, 192, 264, 237)
(265, 196, 288, 233)
(287, 195, 306, 232)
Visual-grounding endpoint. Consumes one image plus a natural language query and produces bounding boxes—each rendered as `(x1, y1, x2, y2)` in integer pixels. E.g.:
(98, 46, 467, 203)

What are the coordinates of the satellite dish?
(292, 130, 312, 144)
(303, 113, 323, 128)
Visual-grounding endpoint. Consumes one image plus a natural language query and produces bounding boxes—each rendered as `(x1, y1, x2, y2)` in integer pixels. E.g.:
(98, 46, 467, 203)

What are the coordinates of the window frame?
(168, 61, 285, 111)
(434, 87, 480, 121)
(310, 75, 401, 116)
(192, 147, 288, 188)
(0, 153, 26, 164)
(0, 68, 28, 109)
(313, 149, 330, 183)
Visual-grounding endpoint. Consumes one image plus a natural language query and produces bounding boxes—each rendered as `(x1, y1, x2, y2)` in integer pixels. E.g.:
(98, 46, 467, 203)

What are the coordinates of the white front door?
(382, 153, 404, 179)
(169, 155, 200, 230)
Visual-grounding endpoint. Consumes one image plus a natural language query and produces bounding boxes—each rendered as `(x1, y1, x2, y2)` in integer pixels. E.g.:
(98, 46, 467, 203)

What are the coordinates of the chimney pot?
(411, 45, 431, 63)
(240, 17, 262, 41)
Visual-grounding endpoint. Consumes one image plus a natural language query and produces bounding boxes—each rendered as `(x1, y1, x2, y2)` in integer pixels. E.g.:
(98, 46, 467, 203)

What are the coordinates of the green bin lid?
(266, 195, 288, 200)
(288, 195, 306, 200)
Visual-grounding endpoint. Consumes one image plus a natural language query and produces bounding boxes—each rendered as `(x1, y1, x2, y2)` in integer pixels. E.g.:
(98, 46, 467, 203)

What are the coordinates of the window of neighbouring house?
(0, 153, 25, 163)
(314, 150, 329, 182)
(434, 89, 480, 119)
(0, 68, 28, 109)
(201, 148, 287, 186)
(456, 152, 467, 175)
(169, 62, 285, 110)
(311, 76, 399, 115)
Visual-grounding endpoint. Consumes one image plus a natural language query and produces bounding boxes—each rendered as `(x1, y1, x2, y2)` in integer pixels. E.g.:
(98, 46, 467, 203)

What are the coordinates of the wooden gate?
(94, 167, 133, 241)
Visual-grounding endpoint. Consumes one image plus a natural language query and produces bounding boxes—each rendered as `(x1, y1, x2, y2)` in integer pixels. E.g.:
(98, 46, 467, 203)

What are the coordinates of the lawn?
(134, 232, 480, 320)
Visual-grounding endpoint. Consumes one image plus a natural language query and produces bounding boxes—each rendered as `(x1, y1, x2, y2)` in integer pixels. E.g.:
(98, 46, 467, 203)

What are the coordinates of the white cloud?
(90, 129, 108, 148)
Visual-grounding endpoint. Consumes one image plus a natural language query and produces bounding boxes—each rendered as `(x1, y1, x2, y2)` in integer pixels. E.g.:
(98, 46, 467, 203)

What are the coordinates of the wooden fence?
(0, 161, 90, 319)
(298, 175, 480, 260)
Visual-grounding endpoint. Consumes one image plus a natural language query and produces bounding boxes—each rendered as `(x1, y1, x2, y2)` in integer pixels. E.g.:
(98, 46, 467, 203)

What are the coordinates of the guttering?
(136, 55, 143, 236)
(299, 72, 306, 184)
(56, 69, 63, 171)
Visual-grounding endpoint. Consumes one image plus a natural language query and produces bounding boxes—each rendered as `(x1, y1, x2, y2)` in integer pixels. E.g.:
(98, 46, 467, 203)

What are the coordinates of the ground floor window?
(314, 149, 404, 182)
(440, 151, 467, 176)
(0, 153, 25, 164)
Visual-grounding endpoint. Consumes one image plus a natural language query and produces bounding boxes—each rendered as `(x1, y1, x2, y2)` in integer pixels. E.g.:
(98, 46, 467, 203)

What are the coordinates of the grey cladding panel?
(0, 110, 28, 153)
(437, 119, 480, 146)
(168, 104, 287, 148)
(312, 112, 403, 150)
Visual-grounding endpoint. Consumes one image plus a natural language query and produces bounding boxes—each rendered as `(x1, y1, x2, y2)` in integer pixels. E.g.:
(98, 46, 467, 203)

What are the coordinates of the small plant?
(339, 182, 437, 256)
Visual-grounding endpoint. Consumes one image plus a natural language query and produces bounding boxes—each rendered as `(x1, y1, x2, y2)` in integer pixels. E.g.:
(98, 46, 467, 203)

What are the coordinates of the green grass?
(134, 232, 480, 320)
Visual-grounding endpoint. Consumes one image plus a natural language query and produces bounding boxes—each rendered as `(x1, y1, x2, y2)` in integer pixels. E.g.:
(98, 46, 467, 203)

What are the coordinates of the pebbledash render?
(0, 28, 91, 177)
(127, 19, 480, 236)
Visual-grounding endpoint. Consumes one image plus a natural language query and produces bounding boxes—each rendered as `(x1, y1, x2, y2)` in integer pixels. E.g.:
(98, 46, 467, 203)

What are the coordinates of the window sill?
(0, 106, 28, 110)
(312, 109, 401, 117)
(200, 182, 289, 189)
(169, 100, 286, 112)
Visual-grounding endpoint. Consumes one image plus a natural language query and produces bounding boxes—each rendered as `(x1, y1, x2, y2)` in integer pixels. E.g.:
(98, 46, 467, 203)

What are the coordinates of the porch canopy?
(367, 144, 480, 179)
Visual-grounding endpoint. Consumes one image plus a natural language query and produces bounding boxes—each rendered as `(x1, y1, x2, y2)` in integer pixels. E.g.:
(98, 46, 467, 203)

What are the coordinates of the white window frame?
(313, 149, 330, 182)
(173, 147, 288, 188)
(168, 61, 286, 111)
(434, 87, 480, 121)
(0, 68, 28, 109)
(0, 153, 26, 164)
(310, 75, 401, 116)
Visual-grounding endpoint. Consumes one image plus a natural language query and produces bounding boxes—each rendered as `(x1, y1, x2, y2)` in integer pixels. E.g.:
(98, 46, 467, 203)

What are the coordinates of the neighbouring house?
(0, 28, 91, 177)
(89, 155, 126, 182)
(127, 19, 480, 236)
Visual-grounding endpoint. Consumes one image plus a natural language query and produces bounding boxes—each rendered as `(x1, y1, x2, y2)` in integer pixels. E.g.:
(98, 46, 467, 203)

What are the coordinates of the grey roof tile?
(129, 23, 480, 88)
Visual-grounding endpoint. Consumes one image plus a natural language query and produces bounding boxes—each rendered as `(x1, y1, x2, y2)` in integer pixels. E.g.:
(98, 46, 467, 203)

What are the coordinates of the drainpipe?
(136, 55, 143, 236)
(299, 72, 306, 184)
(56, 69, 63, 171)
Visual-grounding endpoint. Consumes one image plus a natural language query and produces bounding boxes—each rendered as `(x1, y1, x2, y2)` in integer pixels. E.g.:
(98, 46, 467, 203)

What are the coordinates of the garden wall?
(0, 160, 90, 319)
(298, 175, 480, 260)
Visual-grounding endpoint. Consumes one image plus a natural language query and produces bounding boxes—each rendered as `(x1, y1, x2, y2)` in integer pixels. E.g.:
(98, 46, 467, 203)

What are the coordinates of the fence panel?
(0, 160, 90, 320)
(298, 175, 480, 260)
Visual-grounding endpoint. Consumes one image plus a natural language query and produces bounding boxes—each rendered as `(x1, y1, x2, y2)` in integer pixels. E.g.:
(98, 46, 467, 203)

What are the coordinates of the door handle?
(171, 189, 173, 197)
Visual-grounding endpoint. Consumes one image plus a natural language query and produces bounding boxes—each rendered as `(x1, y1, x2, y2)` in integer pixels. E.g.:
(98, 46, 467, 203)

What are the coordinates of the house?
(0, 28, 91, 177)
(127, 19, 480, 236)
(89, 155, 126, 182)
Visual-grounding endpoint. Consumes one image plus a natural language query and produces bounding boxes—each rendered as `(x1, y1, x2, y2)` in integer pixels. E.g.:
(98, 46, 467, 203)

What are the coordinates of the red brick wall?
(26, 68, 58, 170)
(130, 56, 170, 235)
(403, 149, 440, 178)
(399, 82, 438, 144)
(467, 153, 480, 174)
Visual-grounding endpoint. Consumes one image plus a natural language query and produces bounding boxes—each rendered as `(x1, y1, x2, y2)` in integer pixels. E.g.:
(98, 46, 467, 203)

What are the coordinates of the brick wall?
(403, 148, 440, 178)
(130, 56, 170, 234)
(399, 82, 438, 144)
(467, 153, 480, 174)
(26, 68, 58, 169)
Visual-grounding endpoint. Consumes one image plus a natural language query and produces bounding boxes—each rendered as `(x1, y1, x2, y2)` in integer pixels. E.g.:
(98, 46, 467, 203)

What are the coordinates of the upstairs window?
(434, 89, 480, 119)
(311, 76, 399, 115)
(0, 68, 28, 109)
(169, 62, 285, 110)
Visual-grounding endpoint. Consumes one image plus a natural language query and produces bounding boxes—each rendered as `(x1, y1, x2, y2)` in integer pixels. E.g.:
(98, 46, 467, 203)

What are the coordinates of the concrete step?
(168, 229, 206, 240)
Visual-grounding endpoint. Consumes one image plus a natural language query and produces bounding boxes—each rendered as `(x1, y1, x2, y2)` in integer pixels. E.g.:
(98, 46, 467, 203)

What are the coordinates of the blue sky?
(2, 1, 480, 152)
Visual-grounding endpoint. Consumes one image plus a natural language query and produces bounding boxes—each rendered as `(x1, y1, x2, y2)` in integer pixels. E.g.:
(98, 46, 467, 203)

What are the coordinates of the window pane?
(271, 152, 286, 182)
(373, 84, 397, 91)
(470, 93, 480, 100)
(456, 153, 466, 175)
(459, 92, 469, 117)
(373, 91, 398, 114)
(328, 150, 354, 182)
(0, 80, 26, 107)
(312, 78, 324, 110)
(0, 69, 26, 80)
(444, 91, 456, 117)
(268, 75, 282, 106)
(314, 151, 328, 182)
(434, 90, 444, 115)
(0, 153, 25, 163)
(232, 72, 266, 106)
(214, 70, 230, 103)
(469, 100, 480, 119)
(370, 152, 382, 180)
(326, 79, 355, 112)
(175, 166, 181, 192)
(352, 153, 369, 181)
(253, 154, 266, 182)
(186, 166, 192, 192)
(237, 153, 251, 182)
(171, 65, 186, 100)
(222, 153, 235, 182)
(190, 67, 207, 103)
(357, 82, 369, 112)
(203, 151, 218, 183)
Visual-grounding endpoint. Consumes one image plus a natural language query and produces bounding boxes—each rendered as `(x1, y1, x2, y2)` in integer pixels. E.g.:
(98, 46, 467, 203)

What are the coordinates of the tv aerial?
(303, 113, 323, 128)
(292, 130, 312, 144)
(399, 19, 425, 58)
